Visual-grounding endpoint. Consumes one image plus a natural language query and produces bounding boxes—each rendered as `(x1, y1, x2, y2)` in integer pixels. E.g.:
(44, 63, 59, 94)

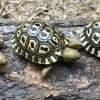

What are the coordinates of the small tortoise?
(0, 39, 7, 65)
(13, 21, 82, 78)
(80, 20, 100, 58)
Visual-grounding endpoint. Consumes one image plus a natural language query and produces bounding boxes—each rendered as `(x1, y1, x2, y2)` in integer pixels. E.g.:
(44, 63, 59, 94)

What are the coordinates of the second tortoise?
(81, 20, 100, 58)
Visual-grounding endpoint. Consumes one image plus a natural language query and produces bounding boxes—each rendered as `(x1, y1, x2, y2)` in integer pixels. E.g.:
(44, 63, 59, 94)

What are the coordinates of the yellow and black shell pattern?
(80, 21, 100, 58)
(13, 21, 65, 64)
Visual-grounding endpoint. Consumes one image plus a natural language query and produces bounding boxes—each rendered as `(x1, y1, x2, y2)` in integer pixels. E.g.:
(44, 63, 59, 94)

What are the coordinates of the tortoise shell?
(80, 21, 100, 58)
(13, 21, 66, 64)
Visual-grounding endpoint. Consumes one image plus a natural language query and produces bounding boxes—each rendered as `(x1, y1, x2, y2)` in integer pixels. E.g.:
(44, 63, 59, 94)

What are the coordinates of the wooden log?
(0, 19, 100, 100)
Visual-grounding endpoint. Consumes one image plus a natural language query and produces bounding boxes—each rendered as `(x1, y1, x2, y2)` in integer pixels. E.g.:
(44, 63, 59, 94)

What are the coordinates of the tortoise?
(80, 20, 100, 58)
(12, 21, 82, 78)
(0, 39, 8, 65)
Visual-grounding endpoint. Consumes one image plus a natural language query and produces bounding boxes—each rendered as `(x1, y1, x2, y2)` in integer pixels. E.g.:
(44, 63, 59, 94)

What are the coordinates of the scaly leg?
(41, 65, 52, 79)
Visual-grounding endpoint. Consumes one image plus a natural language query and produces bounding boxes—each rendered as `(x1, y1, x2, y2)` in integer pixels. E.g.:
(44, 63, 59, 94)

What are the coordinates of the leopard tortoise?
(13, 21, 82, 78)
(80, 20, 100, 58)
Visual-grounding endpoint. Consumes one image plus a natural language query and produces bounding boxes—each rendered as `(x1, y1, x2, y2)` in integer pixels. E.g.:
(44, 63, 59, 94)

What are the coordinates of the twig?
(0, 0, 8, 15)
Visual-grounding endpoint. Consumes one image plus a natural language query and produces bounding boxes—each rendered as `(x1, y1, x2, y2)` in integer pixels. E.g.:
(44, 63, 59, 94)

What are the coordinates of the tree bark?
(0, 19, 100, 100)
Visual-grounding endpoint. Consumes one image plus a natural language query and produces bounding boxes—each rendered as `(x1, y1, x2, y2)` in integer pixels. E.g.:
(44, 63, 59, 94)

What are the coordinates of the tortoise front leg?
(41, 65, 52, 79)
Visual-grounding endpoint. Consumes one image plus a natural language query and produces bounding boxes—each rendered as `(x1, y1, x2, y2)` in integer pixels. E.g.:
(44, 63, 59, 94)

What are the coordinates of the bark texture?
(0, 19, 100, 100)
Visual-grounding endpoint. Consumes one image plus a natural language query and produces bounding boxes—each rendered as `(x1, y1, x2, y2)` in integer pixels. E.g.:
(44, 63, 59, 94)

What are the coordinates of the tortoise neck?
(63, 35, 71, 46)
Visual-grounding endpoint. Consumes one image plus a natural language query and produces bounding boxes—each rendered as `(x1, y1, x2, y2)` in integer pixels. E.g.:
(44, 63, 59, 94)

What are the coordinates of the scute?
(13, 21, 65, 64)
(38, 43, 51, 55)
(81, 20, 100, 58)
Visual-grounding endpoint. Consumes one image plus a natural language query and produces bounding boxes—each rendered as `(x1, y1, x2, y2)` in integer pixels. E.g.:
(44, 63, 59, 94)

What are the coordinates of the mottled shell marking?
(13, 21, 65, 64)
(81, 21, 100, 57)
